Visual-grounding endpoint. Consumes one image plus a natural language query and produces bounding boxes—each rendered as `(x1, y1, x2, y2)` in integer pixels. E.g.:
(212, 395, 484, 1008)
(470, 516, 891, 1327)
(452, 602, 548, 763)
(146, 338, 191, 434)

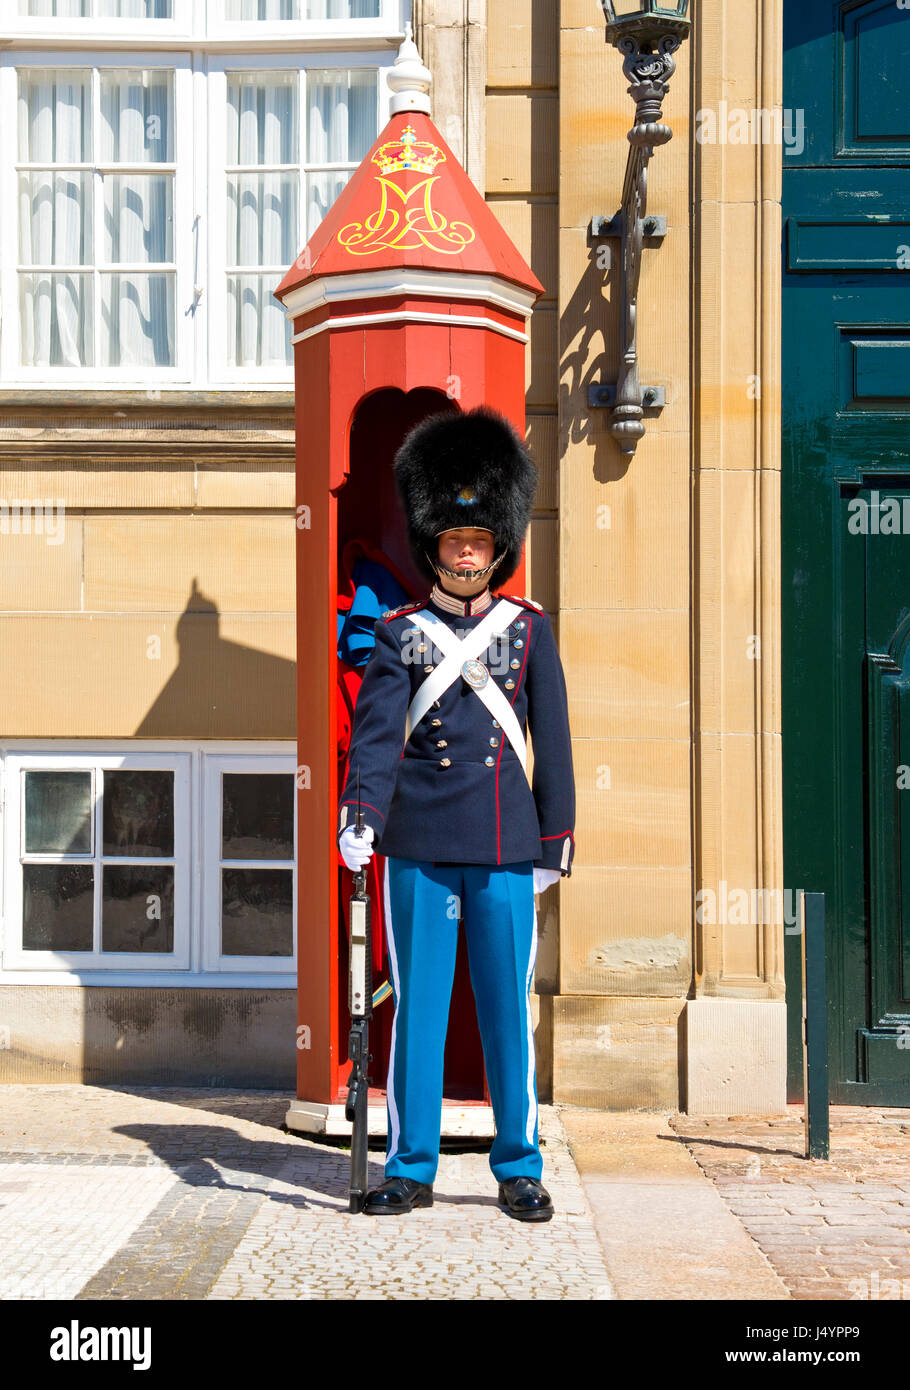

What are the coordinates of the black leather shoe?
(498, 1176, 554, 1222)
(363, 1176, 434, 1215)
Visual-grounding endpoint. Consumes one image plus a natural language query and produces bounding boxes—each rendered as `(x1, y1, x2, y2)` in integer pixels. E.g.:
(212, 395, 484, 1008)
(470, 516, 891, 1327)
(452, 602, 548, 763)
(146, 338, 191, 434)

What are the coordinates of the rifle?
(345, 767, 373, 1213)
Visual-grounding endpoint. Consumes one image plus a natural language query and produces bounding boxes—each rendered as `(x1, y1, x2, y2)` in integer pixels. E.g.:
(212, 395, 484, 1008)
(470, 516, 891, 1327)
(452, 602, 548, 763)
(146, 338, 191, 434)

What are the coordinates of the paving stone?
(669, 1106, 910, 1301)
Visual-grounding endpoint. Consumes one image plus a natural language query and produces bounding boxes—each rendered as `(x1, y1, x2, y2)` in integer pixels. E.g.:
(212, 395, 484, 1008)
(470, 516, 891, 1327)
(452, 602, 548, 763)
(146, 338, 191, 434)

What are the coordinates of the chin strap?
(426, 548, 508, 584)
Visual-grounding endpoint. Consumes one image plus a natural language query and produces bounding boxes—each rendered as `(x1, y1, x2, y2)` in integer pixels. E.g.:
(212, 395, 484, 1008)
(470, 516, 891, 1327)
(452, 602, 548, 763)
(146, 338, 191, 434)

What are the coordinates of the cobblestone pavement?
(0, 1087, 613, 1301)
(5, 1087, 909, 1301)
(670, 1106, 910, 1301)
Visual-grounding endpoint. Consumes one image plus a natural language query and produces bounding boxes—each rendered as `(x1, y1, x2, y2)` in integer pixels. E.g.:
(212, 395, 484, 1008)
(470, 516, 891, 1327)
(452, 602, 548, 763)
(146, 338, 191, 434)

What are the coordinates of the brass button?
(437, 739, 448, 749)
(425, 664, 434, 673)
(505, 679, 515, 690)
(513, 638, 524, 648)
(491, 719, 500, 728)
(439, 758, 452, 768)
(417, 642, 427, 653)
(489, 737, 499, 747)
(431, 718, 442, 727)
(516, 620, 525, 629)
(484, 756, 495, 767)
(510, 659, 521, 669)
(432, 699, 441, 709)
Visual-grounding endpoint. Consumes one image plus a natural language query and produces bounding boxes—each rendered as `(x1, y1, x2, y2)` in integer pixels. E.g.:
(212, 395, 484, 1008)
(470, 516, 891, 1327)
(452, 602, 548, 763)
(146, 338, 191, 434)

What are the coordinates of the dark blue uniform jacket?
(337, 587, 576, 875)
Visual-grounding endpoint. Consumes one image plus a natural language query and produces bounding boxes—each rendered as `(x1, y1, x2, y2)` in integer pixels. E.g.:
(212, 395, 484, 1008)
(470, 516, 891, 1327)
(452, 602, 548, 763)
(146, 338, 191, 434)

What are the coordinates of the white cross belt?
(402, 600, 528, 775)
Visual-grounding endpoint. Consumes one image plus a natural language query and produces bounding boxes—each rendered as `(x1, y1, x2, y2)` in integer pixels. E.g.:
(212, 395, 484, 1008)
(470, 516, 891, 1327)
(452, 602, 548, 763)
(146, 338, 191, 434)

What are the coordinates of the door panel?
(787, 0, 910, 165)
(783, 0, 910, 1103)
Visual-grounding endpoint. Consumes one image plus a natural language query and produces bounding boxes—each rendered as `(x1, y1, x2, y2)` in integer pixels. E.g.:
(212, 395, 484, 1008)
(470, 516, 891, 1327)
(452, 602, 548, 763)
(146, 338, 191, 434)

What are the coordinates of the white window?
(0, 2, 400, 387)
(0, 744, 297, 984)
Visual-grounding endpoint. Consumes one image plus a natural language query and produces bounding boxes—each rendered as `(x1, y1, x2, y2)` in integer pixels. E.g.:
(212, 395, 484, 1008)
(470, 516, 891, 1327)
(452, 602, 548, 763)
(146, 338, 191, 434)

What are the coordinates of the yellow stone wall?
(483, 0, 786, 1110)
(0, 408, 296, 738)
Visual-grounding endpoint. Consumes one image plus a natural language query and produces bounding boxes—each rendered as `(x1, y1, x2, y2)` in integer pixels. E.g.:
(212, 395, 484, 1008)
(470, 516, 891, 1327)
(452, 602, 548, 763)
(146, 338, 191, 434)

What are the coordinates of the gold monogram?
(338, 164, 475, 258)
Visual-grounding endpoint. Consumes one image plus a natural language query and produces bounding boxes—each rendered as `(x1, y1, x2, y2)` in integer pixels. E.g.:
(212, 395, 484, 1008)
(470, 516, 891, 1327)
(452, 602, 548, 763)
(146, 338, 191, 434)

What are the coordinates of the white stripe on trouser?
(525, 901, 539, 1145)
(382, 858, 402, 1164)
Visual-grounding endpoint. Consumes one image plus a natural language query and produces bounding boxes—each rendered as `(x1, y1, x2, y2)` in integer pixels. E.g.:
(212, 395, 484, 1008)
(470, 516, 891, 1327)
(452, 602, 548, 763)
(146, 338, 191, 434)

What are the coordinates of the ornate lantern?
(600, 0, 691, 45)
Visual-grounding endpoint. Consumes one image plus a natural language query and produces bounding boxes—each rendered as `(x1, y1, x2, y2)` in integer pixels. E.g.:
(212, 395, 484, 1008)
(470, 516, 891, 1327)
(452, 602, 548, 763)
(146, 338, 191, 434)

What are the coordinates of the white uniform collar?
(429, 582, 493, 617)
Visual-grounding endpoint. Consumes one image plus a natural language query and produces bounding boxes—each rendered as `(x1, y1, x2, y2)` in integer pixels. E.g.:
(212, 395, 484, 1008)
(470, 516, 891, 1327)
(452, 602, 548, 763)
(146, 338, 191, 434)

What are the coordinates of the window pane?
(226, 274, 291, 368)
(221, 868, 293, 955)
(20, 272, 93, 367)
(222, 773, 294, 859)
(24, 771, 92, 854)
(103, 174, 173, 263)
(102, 770, 174, 857)
(102, 865, 174, 951)
(225, 0, 299, 16)
(96, 0, 173, 14)
(227, 71, 297, 166)
(100, 69, 174, 163)
(24, 2, 89, 13)
(227, 172, 297, 267)
(306, 169, 352, 238)
(19, 172, 92, 267)
(224, 0, 383, 15)
(309, 0, 380, 14)
(23, 863, 94, 950)
(101, 272, 175, 366)
(307, 68, 376, 164)
(23, 0, 175, 11)
(18, 69, 92, 162)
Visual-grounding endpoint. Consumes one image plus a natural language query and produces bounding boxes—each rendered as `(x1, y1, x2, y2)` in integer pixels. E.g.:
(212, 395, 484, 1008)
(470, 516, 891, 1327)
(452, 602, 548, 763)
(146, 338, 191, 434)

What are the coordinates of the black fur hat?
(393, 405, 538, 587)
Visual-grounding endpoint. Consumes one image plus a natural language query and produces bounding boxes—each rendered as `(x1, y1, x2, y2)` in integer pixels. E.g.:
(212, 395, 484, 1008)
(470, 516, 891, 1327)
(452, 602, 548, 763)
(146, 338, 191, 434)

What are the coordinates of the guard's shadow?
(113, 1122, 505, 1210)
(113, 1122, 375, 1212)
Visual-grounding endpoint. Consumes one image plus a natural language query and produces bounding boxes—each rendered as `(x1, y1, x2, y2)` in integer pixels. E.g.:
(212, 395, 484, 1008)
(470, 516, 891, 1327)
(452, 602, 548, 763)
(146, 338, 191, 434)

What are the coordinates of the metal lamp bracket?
(591, 7, 690, 455)
(591, 213, 667, 241)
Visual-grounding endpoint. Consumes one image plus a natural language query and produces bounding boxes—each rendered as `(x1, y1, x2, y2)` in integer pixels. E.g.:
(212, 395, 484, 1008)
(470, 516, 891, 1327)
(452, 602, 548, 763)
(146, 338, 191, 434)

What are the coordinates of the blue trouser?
(381, 856, 542, 1185)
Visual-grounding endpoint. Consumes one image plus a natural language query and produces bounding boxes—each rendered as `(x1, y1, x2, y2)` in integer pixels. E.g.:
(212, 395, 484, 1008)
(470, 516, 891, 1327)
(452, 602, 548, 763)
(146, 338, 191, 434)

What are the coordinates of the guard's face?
(437, 527, 495, 573)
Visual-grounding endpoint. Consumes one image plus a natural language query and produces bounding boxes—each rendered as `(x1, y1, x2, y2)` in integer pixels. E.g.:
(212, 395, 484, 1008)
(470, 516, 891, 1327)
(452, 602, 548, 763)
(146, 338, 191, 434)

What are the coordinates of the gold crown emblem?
(372, 125, 446, 177)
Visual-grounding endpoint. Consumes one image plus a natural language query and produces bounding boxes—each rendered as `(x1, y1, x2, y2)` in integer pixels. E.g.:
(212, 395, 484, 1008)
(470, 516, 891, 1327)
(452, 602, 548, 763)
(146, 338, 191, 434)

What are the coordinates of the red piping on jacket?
(340, 798, 386, 823)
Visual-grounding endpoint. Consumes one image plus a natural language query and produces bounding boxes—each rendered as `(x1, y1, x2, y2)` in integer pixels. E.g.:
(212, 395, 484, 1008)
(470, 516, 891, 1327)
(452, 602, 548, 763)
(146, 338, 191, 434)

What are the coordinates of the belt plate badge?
(461, 659, 489, 689)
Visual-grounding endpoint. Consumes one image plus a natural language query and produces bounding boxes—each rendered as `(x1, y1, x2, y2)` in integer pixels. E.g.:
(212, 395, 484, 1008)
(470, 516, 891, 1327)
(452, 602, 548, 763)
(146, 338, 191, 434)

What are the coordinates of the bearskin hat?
(392, 405, 538, 587)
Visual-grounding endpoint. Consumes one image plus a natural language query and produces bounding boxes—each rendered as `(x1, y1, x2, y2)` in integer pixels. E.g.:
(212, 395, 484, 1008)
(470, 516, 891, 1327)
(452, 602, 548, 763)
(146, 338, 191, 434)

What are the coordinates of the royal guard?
(337, 405, 576, 1221)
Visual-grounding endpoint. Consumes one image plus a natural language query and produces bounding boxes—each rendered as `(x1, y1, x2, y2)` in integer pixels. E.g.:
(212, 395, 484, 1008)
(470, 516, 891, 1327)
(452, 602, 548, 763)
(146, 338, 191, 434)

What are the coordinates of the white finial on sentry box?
(388, 21, 432, 116)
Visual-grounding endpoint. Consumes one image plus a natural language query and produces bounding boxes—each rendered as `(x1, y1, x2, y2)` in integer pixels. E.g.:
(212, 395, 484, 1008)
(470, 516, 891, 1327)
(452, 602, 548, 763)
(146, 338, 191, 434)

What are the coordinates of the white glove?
(339, 825, 375, 871)
(533, 866, 562, 895)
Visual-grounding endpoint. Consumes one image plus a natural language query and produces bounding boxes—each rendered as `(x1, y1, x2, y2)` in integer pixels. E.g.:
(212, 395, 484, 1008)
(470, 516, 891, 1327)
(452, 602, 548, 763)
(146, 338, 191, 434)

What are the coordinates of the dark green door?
(783, 0, 910, 1103)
